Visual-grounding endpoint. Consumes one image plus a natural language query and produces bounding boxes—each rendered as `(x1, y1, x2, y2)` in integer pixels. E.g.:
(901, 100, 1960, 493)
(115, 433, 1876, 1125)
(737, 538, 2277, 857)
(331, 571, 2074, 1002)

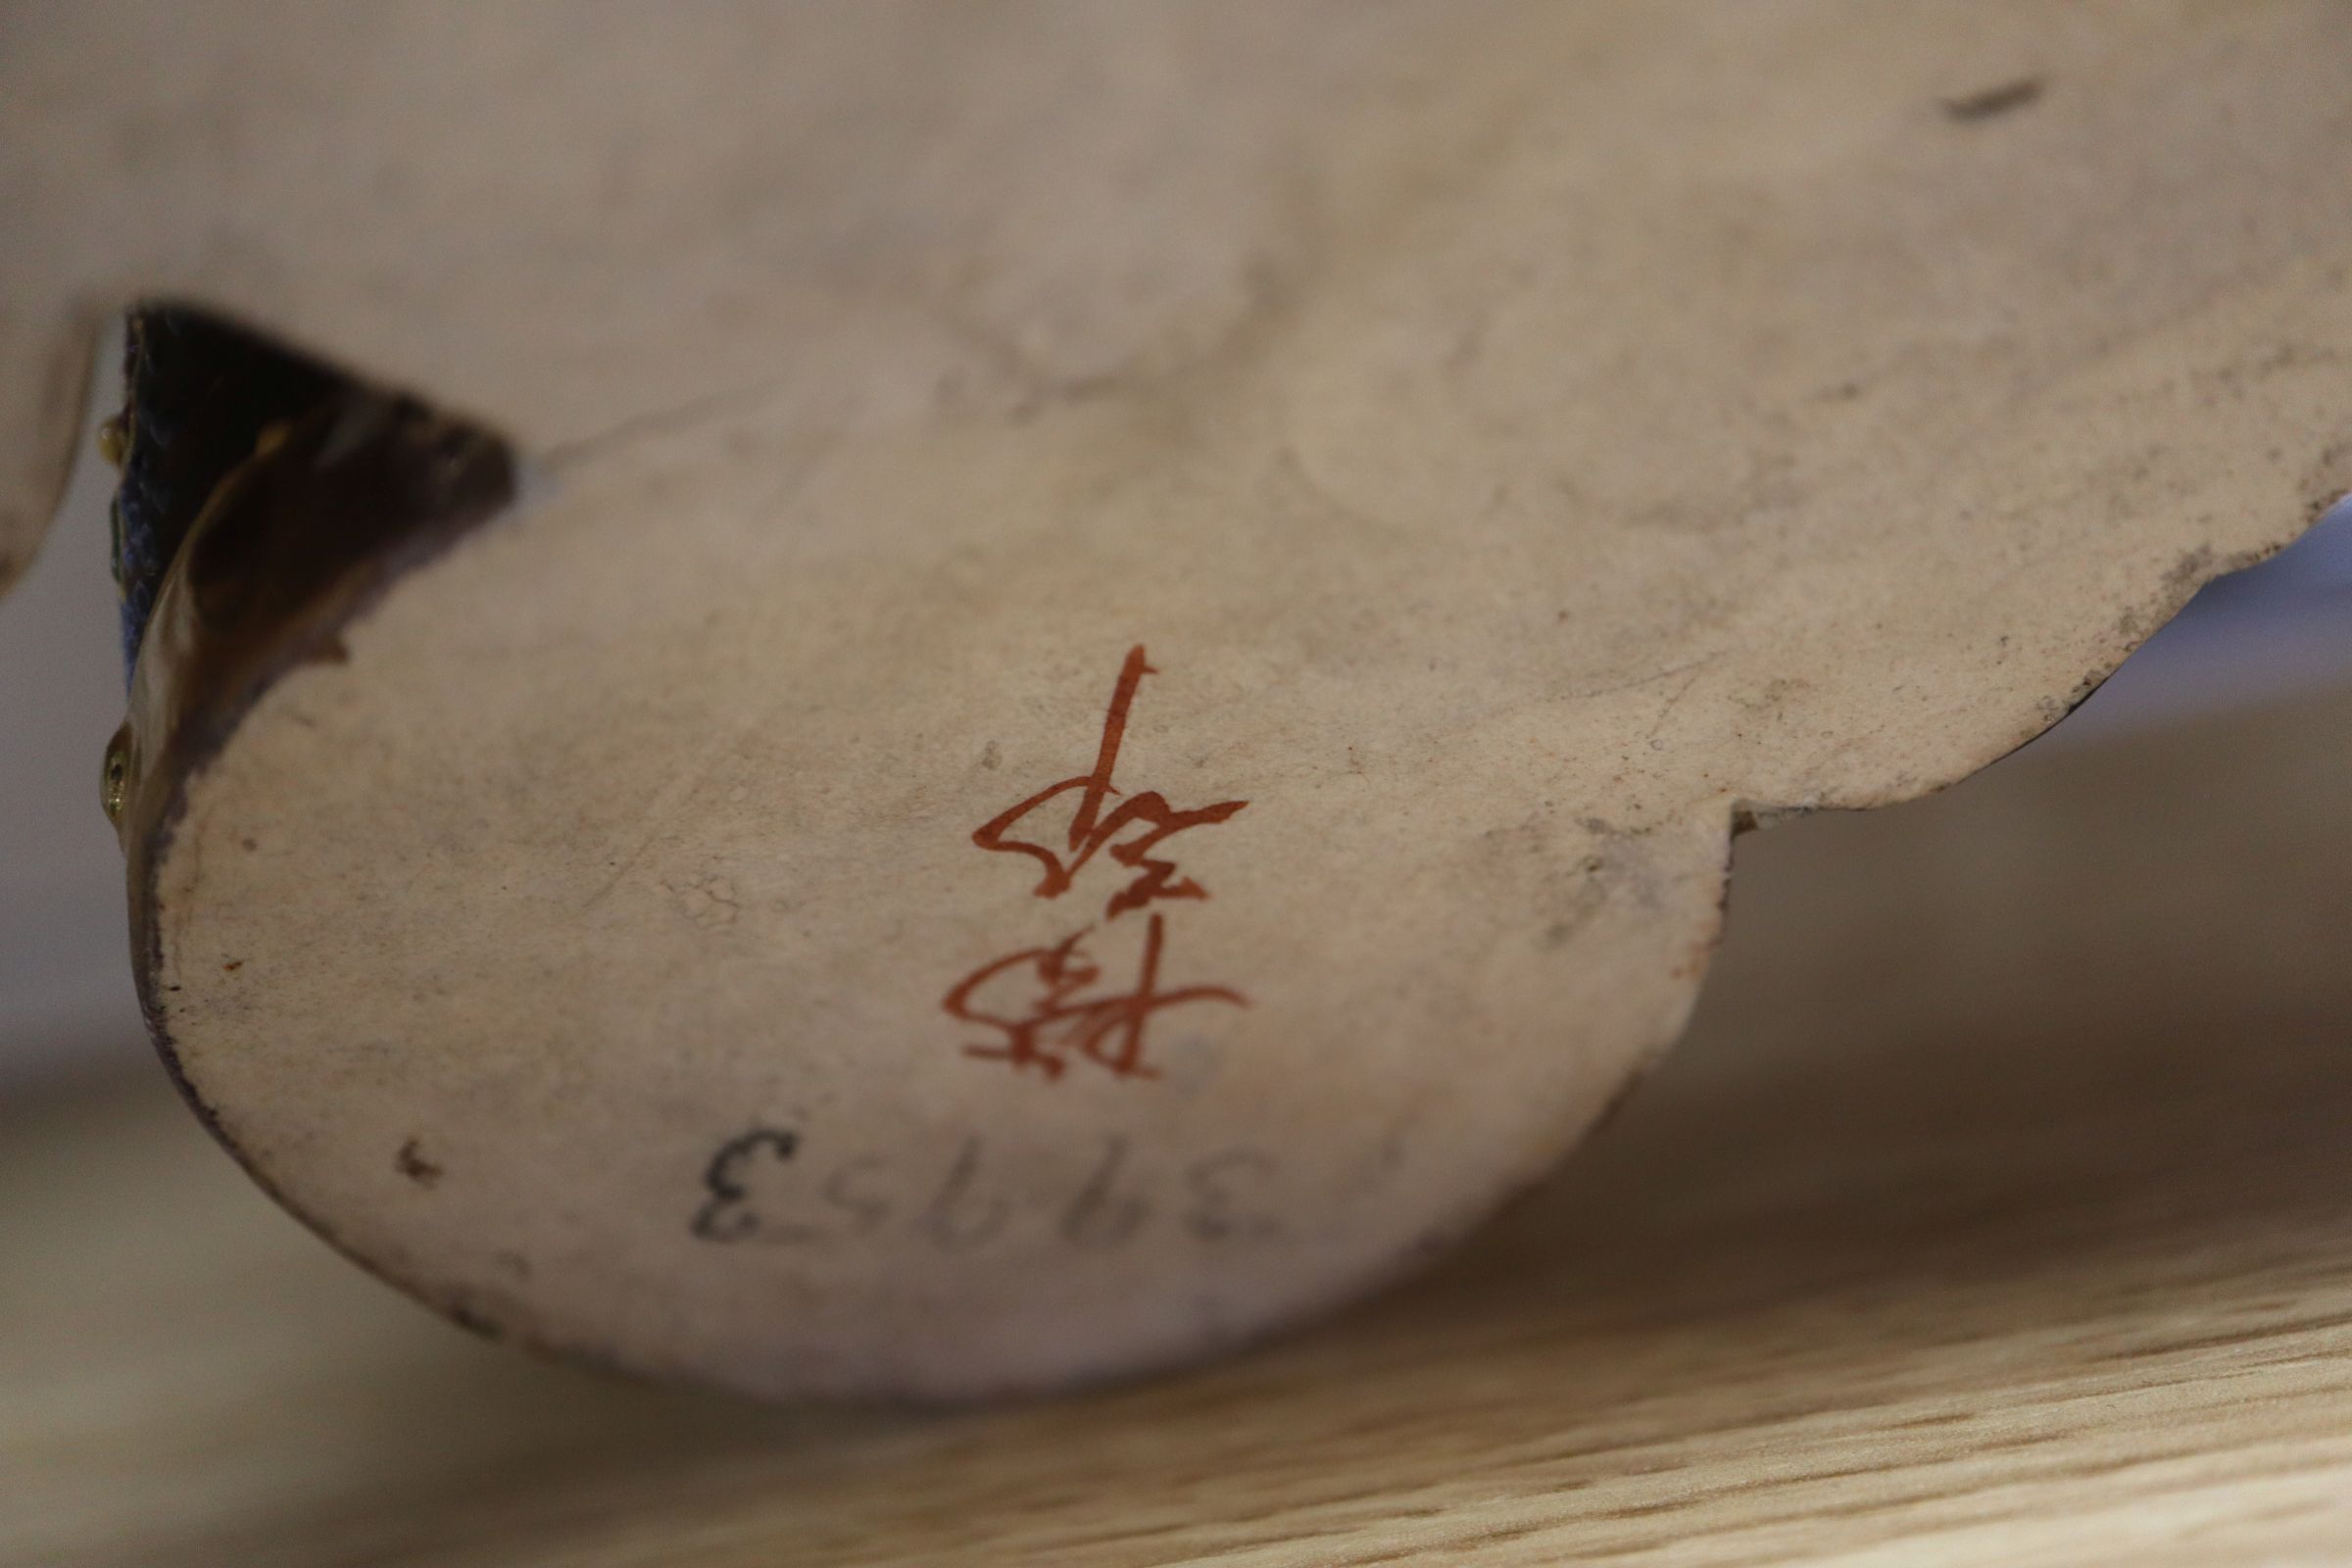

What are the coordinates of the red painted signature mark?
(972, 646, 1247, 921)
(947, 646, 1247, 1081)
(945, 913, 1245, 1080)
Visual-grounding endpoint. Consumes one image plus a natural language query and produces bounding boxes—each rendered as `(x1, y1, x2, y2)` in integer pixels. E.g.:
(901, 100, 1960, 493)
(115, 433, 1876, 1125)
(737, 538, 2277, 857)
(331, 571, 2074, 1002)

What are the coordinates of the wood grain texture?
(8, 682, 2352, 1566)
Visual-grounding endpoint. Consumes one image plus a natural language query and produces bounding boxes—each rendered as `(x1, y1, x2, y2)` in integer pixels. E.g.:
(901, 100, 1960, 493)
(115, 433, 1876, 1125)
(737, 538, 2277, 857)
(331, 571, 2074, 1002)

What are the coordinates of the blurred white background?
(2, 339, 2346, 1091)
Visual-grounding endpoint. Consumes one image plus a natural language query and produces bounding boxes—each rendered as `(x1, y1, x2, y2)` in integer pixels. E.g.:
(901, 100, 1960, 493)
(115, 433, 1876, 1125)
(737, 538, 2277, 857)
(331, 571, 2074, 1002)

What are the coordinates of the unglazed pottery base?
(4, 3, 2350, 1397)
